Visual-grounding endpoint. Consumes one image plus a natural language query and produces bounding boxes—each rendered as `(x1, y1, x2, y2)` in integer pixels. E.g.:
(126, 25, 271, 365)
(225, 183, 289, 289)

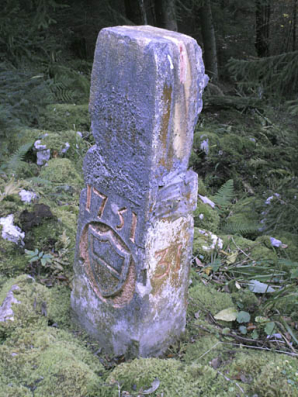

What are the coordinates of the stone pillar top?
(89, 26, 207, 200)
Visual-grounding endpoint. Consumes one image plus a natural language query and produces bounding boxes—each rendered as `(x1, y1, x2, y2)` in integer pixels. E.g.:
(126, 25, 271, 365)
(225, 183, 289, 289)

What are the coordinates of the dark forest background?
(1, 0, 298, 154)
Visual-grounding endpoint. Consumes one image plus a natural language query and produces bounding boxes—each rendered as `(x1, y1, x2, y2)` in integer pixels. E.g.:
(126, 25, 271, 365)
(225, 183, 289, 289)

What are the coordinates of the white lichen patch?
(197, 229, 223, 251)
(0, 214, 25, 245)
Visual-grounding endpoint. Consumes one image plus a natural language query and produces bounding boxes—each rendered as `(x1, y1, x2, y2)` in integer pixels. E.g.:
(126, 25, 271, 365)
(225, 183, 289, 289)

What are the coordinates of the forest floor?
(0, 70, 298, 396)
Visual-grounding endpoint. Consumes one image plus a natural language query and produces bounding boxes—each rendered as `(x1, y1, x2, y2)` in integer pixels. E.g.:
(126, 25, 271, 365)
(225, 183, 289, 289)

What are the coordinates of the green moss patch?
(194, 202, 220, 233)
(39, 158, 83, 186)
(188, 281, 235, 318)
(103, 357, 232, 396)
(39, 104, 90, 132)
(0, 327, 105, 397)
(226, 350, 298, 396)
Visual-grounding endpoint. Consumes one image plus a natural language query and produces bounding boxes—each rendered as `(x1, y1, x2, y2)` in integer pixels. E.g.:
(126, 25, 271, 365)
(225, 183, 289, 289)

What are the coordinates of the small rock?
(210, 357, 222, 369)
(200, 138, 209, 154)
(19, 189, 37, 203)
(60, 142, 70, 154)
(270, 237, 283, 247)
(34, 140, 51, 166)
(0, 285, 21, 322)
(0, 214, 25, 245)
(34, 140, 46, 150)
(198, 195, 215, 208)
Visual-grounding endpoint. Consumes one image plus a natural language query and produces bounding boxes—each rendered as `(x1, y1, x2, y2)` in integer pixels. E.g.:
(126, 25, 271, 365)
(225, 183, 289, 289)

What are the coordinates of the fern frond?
(286, 99, 298, 116)
(0, 177, 22, 202)
(228, 51, 298, 98)
(1, 141, 34, 173)
(212, 179, 234, 209)
(29, 176, 51, 185)
(223, 218, 260, 235)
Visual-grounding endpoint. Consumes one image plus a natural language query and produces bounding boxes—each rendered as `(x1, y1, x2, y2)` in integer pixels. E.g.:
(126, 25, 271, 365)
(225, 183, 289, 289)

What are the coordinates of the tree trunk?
(255, 0, 270, 57)
(124, 0, 146, 24)
(154, 0, 178, 31)
(199, 0, 218, 81)
(293, 0, 297, 51)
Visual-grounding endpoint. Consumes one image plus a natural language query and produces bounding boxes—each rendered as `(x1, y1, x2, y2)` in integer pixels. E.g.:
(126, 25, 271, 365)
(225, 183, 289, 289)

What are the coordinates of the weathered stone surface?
(71, 25, 208, 357)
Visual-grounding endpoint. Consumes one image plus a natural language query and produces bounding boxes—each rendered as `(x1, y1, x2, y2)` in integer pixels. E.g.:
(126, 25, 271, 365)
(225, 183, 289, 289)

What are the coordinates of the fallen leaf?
(203, 266, 212, 275)
(248, 280, 275, 293)
(195, 257, 204, 267)
(214, 307, 238, 322)
(141, 378, 160, 394)
(226, 251, 238, 264)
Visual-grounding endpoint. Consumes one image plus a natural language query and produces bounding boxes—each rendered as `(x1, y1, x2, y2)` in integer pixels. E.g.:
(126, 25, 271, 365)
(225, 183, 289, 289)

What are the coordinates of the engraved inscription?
(175, 244, 182, 271)
(85, 185, 138, 244)
(116, 208, 127, 230)
(153, 244, 183, 279)
(154, 248, 171, 279)
(79, 222, 136, 306)
(93, 188, 108, 218)
(88, 225, 130, 297)
(130, 212, 137, 243)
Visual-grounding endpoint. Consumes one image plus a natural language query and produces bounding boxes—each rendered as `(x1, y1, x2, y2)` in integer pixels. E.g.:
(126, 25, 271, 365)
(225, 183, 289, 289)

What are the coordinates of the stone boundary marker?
(71, 25, 208, 357)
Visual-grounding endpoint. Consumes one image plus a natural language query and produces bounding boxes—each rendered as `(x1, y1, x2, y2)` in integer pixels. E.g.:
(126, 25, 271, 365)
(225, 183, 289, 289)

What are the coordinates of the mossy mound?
(103, 357, 233, 397)
(188, 281, 235, 318)
(39, 104, 90, 132)
(183, 336, 225, 366)
(0, 275, 103, 396)
(223, 235, 278, 262)
(39, 158, 83, 186)
(0, 275, 50, 338)
(268, 232, 298, 262)
(197, 178, 208, 196)
(0, 327, 105, 397)
(194, 202, 220, 233)
(231, 288, 259, 312)
(21, 127, 88, 160)
(0, 231, 27, 277)
(0, 275, 71, 338)
(227, 350, 298, 396)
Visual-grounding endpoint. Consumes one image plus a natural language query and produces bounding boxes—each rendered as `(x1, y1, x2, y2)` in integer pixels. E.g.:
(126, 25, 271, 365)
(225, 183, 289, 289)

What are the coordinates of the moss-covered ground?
(1, 82, 297, 395)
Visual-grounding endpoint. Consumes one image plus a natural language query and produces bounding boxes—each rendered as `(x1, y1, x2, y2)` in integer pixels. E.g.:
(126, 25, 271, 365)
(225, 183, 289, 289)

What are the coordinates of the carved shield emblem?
(87, 225, 131, 297)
